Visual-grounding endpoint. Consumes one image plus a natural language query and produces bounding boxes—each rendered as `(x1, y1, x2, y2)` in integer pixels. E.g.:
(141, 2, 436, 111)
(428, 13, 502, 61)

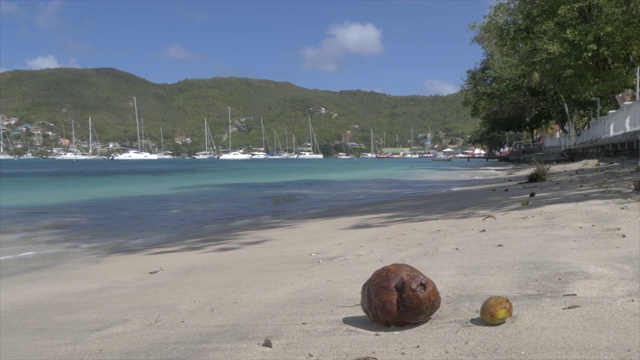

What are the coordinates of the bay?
(0, 158, 510, 276)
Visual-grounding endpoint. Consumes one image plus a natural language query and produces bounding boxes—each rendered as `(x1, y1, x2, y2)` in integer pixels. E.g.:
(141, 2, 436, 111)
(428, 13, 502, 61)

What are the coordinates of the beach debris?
(562, 305, 581, 310)
(563, 293, 577, 297)
(148, 266, 164, 274)
(633, 180, 640, 192)
(482, 215, 497, 221)
(261, 338, 273, 348)
(360, 263, 440, 327)
(521, 200, 529, 206)
(529, 192, 536, 197)
(148, 314, 160, 326)
(480, 296, 513, 326)
(353, 357, 378, 360)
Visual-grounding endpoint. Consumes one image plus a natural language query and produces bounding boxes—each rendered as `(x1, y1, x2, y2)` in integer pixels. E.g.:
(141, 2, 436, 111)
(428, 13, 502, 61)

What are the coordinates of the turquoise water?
(0, 158, 510, 275)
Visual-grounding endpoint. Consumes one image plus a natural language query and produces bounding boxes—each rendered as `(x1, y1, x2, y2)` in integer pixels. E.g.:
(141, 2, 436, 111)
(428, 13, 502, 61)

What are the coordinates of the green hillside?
(0, 68, 478, 153)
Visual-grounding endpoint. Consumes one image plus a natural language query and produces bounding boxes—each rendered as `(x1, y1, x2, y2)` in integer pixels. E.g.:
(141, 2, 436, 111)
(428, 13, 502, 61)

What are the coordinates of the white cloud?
(163, 43, 200, 61)
(0, 66, 7, 73)
(25, 55, 79, 70)
(300, 22, 383, 72)
(35, 1, 64, 29)
(421, 80, 459, 95)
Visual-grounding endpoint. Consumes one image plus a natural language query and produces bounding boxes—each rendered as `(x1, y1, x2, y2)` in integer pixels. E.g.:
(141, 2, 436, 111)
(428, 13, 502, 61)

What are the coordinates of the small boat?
(376, 153, 404, 159)
(250, 151, 267, 159)
(191, 152, 217, 159)
(219, 151, 252, 160)
(297, 151, 323, 159)
(111, 97, 159, 160)
(431, 155, 452, 161)
(336, 152, 354, 159)
(56, 120, 105, 160)
(297, 116, 324, 159)
(219, 107, 252, 160)
(111, 150, 159, 160)
(56, 151, 95, 160)
(192, 119, 218, 159)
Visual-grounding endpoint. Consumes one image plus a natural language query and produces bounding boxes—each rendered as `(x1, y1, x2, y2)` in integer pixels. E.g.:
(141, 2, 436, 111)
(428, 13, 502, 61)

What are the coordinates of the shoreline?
(0, 161, 512, 278)
(1, 158, 639, 359)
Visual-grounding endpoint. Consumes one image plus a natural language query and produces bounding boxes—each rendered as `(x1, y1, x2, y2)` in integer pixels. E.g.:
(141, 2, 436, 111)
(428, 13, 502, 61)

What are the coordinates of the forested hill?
(0, 67, 478, 148)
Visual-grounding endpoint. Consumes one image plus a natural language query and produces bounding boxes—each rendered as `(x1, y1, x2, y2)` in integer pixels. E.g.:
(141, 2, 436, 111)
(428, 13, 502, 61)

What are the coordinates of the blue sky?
(0, 0, 493, 96)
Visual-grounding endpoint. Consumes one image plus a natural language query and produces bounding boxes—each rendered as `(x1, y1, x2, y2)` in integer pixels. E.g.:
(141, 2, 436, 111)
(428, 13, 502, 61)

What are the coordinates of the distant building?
(174, 136, 191, 144)
(2, 117, 19, 125)
(312, 107, 326, 115)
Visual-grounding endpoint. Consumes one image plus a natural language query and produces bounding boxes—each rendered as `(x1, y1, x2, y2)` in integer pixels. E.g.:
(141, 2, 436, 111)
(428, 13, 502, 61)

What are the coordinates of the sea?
(0, 157, 513, 276)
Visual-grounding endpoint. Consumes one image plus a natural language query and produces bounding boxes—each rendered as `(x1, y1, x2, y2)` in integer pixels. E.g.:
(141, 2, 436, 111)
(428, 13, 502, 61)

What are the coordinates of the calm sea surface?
(0, 158, 511, 276)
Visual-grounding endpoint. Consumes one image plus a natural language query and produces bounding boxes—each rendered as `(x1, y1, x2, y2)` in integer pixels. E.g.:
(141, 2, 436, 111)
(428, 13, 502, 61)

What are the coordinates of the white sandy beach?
(1, 158, 639, 360)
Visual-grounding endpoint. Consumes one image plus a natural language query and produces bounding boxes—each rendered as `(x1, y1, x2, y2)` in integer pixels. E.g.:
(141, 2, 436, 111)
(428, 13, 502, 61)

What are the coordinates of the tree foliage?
(463, 0, 640, 140)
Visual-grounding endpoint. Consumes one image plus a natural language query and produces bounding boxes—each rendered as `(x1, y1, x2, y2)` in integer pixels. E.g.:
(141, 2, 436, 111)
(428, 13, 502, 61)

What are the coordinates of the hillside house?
(312, 107, 326, 115)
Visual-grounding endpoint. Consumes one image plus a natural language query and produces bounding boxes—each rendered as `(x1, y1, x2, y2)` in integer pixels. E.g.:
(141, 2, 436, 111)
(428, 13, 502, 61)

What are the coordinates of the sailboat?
(154, 127, 173, 158)
(405, 126, 419, 158)
(56, 119, 95, 160)
(250, 117, 268, 159)
(296, 116, 323, 159)
(193, 118, 218, 159)
(361, 128, 377, 158)
(111, 97, 159, 160)
(219, 106, 251, 160)
(269, 130, 295, 158)
(336, 134, 354, 159)
(0, 125, 14, 159)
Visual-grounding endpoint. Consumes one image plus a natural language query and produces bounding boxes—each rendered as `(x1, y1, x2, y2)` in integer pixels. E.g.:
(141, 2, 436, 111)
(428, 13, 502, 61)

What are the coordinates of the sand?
(1, 158, 639, 360)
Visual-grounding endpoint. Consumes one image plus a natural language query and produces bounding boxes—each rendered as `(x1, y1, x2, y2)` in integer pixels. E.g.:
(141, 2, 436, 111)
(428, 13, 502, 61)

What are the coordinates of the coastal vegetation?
(463, 0, 640, 150)
(527, 160, 552, 183)
(0, 68, 477, 157)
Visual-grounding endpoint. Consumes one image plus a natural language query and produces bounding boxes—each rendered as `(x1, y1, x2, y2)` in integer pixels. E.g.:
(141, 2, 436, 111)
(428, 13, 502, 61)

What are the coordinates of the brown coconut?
(360, 263, 440, 327)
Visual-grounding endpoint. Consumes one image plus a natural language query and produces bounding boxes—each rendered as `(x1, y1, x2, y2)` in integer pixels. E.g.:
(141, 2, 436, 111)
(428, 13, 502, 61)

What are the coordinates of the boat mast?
(0, 126, 4, 155)
(71, 120, 76, 152)
(89, 117, 92, 155)
(160, 127, 165, 153)
(140, 117, 146, 152)
(134, 97, 141, 151)
(261, 117, 266, 152)
(411, 126, 414, 154)
(204, 118, 208, 153)
(228, 106, 232, 152)
(370, 128, 375, 154)
(308, 116, 313, 153)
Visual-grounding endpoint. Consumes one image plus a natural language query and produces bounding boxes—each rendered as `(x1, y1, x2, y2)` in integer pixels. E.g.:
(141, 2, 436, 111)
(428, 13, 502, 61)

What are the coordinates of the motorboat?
(110, 150, 159, 160)
(219, 151, 252, 160)
(297, 151, 323, 159)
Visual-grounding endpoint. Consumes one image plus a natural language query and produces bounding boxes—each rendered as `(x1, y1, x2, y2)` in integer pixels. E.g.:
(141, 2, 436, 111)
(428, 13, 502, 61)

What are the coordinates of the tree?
(463, 0, 640, 140)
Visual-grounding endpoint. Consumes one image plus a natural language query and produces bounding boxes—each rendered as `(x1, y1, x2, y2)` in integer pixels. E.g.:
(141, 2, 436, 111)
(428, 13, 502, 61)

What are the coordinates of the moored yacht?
(219, 151, 252, 160)
(111, 150, 159, 160)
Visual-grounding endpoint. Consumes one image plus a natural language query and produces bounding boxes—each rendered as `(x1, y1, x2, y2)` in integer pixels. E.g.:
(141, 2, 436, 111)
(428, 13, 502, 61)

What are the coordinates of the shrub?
(527, 159, 551, 183)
